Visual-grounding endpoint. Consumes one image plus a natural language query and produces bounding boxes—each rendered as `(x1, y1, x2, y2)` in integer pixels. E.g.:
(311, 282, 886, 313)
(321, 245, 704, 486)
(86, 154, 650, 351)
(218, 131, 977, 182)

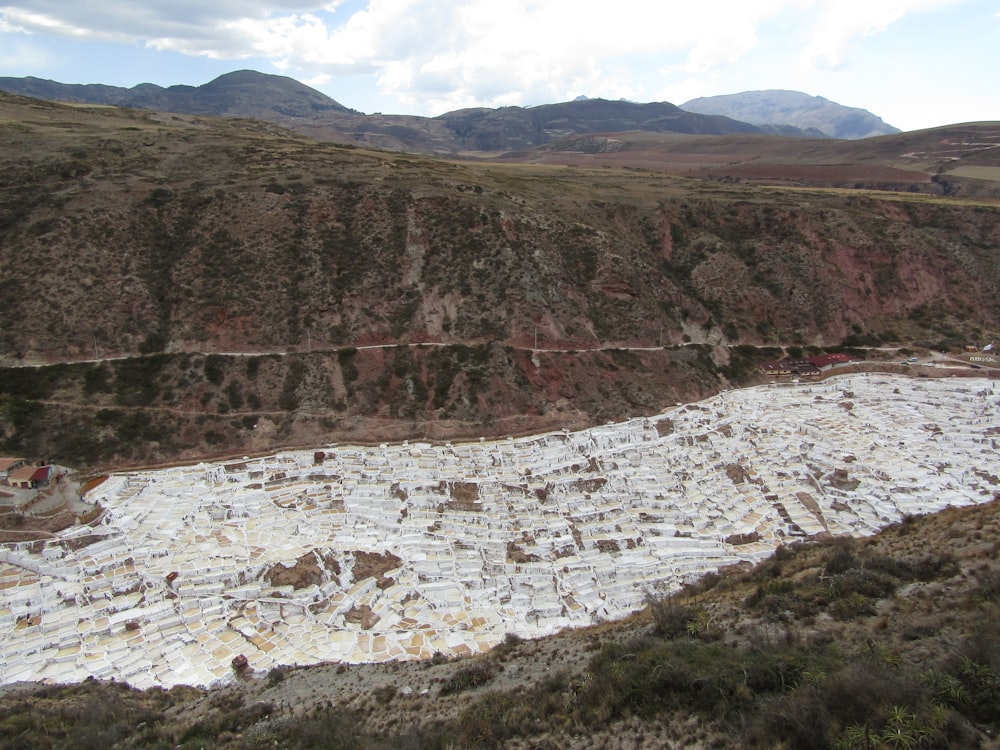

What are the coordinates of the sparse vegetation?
(0, 91, 997, 465)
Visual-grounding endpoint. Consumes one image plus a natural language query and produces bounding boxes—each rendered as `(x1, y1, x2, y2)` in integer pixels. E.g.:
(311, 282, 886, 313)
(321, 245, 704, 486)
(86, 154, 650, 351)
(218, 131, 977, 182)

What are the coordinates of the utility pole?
(534, 326, 538, 350)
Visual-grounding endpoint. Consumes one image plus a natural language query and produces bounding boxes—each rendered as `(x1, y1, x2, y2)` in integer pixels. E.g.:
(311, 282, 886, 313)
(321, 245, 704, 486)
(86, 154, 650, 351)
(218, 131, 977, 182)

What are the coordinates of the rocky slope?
(0, 92, 998, 468)
(1, 92, 996, 362)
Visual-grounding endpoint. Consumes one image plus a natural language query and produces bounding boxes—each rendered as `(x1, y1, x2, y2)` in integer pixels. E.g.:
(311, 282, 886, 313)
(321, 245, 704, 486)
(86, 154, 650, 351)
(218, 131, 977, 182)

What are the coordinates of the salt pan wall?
(1, 375, 997, 688)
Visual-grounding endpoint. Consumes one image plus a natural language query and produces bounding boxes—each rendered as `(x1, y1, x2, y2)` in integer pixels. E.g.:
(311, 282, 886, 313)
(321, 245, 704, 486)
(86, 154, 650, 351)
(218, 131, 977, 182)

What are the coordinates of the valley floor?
(0, 374, 998, 691)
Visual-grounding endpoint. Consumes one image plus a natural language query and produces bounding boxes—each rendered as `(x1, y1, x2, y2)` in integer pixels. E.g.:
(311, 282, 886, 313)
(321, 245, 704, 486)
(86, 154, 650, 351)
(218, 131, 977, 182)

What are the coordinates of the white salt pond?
(1, 374, 997, 688)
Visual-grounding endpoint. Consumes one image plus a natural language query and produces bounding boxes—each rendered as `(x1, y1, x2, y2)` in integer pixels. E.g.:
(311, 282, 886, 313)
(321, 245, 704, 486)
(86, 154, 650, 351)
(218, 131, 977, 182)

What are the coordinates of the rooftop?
(0, 458, 26, 473)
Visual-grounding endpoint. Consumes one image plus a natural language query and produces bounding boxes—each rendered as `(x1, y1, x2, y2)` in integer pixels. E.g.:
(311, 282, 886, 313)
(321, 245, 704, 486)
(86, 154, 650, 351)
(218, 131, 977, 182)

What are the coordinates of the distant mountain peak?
(210, 69, 274, 83)
(0, 69, 352, 120)
(681, 89, 899, 140)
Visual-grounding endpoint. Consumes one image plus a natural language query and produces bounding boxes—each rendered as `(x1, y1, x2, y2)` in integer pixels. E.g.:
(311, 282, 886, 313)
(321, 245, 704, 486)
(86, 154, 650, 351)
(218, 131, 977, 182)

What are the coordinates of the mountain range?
(0, 70, 899, 153)
(682, 89, 901, 140)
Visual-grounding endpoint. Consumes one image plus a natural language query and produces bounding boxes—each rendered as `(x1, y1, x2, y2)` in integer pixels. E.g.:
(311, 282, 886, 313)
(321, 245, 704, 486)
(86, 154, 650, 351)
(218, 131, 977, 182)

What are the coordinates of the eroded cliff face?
(2, 160, 997, 362)
(0, 96, 998, 467)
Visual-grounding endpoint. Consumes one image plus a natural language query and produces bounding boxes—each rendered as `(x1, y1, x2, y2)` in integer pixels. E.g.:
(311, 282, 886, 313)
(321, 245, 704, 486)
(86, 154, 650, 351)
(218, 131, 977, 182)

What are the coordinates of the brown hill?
(0, 92, 998, 468)
(500, 125, 1000, 198)
(0, 69, 354, 118)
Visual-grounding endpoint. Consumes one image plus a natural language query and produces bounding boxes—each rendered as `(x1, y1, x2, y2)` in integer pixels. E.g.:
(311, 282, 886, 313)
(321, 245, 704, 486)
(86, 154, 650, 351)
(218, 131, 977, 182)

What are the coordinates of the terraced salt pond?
(1, 374, 997, 688)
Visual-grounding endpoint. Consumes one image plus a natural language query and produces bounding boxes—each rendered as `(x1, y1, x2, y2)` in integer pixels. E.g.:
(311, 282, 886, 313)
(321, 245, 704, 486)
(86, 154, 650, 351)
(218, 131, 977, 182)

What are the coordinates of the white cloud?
(0, 36, 50, 67)
(337, 0, 805, 112)
(800, 0, 962, 70)
(655, 78, 715, 107)
(0, 6, 134, 41)
(0, 0, 985, 117)
(0, 2, 333, 46)
(0, 0, 803, 109)
(302, 71, 331, 88)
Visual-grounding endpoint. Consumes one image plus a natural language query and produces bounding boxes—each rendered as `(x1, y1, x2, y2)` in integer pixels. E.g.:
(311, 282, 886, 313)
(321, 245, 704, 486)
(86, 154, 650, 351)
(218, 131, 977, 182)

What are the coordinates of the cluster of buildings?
(0, 458, 52, 491)
(0, 374, 996, 689)
(758, 352, 854, 378)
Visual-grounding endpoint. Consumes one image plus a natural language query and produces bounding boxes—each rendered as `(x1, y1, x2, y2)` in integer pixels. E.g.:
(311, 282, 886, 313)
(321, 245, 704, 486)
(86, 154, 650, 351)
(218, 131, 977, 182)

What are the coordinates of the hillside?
(1, 497, 997, 749)
(0, 70, 354, 119)
(506, 124, 1000, 198)
(1, 91, 997, 362)
(682, 89, 901, 140)
(0, 91, 999, 468)
(432, 98, 766, 150)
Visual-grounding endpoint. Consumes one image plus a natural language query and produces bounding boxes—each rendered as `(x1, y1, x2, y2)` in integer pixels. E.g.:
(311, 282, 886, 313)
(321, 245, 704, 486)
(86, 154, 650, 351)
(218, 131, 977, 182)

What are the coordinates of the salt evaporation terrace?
(2, 374, 997, 689)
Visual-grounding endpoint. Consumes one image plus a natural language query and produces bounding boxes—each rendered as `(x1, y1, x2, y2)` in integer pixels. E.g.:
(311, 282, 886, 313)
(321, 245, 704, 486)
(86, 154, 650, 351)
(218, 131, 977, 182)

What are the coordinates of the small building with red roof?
(761, 352, 855, 377)
(7, 464, 51, 490)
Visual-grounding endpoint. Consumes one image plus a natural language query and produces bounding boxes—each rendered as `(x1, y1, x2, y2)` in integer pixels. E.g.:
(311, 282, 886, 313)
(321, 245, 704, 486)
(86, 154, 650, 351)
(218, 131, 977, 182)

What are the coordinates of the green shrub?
(829, 592, 875, 621)
(745, 579, 810, 619)
(83, 364, 113, 395)
(823, 542, 857, 576)
(225, 380, 244, 410)
(828, 569, 899, 601)
(646, 594, 697, 638)
(266, 666, 286, 687)
(0, 366, 61, 399)
(439, 662, 496, 696)
(113, 355, 168, 406)
(337, 348, 359, 384)
(972, 570, 1000, 603)
(246, 707, 363, 749)
(204, 355, 225, 385)
(279, 358, 306, 411)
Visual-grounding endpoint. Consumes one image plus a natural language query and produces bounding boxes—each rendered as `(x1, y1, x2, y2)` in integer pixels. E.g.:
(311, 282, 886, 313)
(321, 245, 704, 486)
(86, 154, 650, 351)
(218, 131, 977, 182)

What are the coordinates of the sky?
(0, 0, 997, 131)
